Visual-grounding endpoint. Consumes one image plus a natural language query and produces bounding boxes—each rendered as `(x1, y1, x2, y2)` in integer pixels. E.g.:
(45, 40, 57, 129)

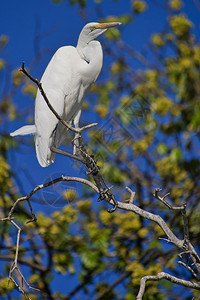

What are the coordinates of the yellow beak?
(92, 22, 121, 30)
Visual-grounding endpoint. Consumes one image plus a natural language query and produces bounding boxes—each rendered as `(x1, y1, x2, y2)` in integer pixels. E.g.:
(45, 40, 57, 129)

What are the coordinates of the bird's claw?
(98, 188, 118, 213)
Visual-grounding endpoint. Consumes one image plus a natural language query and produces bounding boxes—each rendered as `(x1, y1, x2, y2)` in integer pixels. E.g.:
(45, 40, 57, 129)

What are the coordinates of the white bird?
(10, 21, 121, 167)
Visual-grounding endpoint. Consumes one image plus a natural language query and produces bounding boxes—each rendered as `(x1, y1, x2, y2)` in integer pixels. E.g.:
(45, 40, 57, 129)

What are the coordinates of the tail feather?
(35, 134, 55, 167)
(10, 125, 36, 136)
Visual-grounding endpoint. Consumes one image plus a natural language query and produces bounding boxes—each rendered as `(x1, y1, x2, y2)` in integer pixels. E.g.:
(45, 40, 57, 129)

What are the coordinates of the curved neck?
(76, 40, 103, 83)
(77, 40, 102, 64)
(76, 37, 87, 55)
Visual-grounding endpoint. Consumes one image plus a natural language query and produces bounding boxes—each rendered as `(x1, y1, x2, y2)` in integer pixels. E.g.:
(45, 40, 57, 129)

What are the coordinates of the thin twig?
(51, 146, 85, 163)
(178, 261, 199, 281)
(126, 186, 135, 203)
(153, 188, 185, 210)
(8, 219, 40, 298)
(181, 204, 190, 247)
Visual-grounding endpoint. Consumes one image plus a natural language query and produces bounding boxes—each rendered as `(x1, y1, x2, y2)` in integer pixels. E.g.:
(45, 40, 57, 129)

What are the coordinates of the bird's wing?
(35, 46, 78, 167)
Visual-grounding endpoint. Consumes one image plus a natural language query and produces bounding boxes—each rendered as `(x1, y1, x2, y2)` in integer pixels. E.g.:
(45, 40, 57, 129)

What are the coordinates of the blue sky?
(1, 0, 199, 209)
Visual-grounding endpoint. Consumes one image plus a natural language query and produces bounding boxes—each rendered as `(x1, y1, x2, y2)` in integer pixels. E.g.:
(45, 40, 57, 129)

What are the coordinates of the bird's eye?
(90, 26, 96, 32)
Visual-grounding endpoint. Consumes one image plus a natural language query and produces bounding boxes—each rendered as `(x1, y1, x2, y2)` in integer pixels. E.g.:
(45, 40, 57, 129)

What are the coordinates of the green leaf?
(170, 147, 183, 162)
(81, 250, 100, 269)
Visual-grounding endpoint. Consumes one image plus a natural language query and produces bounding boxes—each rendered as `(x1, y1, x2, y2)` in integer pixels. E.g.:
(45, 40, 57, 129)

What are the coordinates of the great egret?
(10, 21, 121, 167)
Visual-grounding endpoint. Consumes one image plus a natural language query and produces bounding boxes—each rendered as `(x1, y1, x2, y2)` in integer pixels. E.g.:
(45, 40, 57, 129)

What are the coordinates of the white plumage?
(10, 22, 121, 167)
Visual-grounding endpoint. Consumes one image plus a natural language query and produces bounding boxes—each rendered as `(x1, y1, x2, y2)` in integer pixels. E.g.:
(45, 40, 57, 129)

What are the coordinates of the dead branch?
(3, 179, 200, 298)
(153, 187, 185, 210)
(0, 175, 99, 296)
(8, 219, 40, 300)
(136, 272, 200, 300)
(178, 261, 199, 281)
(6, 175, 98, 219)
(153, 188, 200, 273)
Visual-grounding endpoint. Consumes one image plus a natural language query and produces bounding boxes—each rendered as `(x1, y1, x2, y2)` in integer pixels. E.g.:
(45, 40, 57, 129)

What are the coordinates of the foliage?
(132, 0, 147, 14)
(1, 0, 200, 299)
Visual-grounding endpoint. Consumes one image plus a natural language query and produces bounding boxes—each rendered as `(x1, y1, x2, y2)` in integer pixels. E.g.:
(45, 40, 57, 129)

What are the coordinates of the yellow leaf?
(23, 83, 37, 98)
(0, 278, 14, 295)
(99, 210, 113, 225)
(0, 35, 9, 47)
(120, 95, 131, 106)
(169, 14, 193, 37)
(132, 136, 152, 154)
(151, 96, 173, 115)
(169, 0, 183, 11)
(77, 199, 91, 213)
(132, 0, 147, 13)
(138, 227, 148, 238)
(63, 189, 77, 201)
(12, 69, 25, 86)
(151, 34, 165, 47)
(0, 58, 4, 70)
(95, 104, 108, 118)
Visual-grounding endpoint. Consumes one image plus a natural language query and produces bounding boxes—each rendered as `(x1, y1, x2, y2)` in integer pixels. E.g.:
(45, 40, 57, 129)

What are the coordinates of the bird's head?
(77, 21, 121, 46)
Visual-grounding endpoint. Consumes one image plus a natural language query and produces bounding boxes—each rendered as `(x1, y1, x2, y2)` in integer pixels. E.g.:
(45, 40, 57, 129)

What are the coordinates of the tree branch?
(5, 175, 98, 220)
(1, 175, 99, 296)
(136, 272, 200, 300)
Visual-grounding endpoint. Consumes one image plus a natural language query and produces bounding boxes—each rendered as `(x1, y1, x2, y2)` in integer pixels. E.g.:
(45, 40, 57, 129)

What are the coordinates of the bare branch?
(7, 219, 39, 298)
(7, 175, 98, 219)
(1, 175, 99, 297)
(51, 146, 85, 163)
(136, 272, 200, 300)
(4, 173, 200, 298)
(178, 261, 200, 281)
(153, 187, 185, 210)
(125, 188, 200, 274)
(125, 186, 135, 203)
(123, 187, 184, 248)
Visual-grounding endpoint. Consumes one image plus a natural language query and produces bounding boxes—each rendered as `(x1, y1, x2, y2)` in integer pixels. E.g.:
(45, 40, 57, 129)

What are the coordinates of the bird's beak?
(91, 22, 121, 31)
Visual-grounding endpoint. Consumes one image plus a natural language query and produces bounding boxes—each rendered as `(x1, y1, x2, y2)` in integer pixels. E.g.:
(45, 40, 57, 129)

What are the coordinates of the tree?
(1, 0, 200, 299)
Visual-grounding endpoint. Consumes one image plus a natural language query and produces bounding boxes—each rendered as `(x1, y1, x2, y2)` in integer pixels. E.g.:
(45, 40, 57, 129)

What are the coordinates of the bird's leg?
(72, 109, 82, 156)
(98, 188, 118, 213)
(51, 146, 84, 163)
(72, 132, 81, 156)
(71, 112, 118, 213)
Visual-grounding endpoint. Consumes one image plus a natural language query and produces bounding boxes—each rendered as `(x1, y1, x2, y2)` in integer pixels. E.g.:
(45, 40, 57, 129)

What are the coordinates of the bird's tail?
(10, 125, 36, 136)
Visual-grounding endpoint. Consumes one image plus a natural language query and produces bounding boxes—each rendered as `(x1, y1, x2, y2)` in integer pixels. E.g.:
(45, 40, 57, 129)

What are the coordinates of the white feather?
(10, 125, 36, 136)
(10, 22, 121, 167)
